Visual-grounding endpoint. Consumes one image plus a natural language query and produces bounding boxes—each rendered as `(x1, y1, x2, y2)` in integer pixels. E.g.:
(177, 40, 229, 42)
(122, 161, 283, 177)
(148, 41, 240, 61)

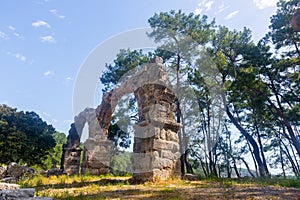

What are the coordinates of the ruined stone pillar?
(78, 108, 112, 175)
(81, 138, 112, 175)
(61, 146, 82, 175)
(132, 84, 181, 182)
(61, 123, 82, 175)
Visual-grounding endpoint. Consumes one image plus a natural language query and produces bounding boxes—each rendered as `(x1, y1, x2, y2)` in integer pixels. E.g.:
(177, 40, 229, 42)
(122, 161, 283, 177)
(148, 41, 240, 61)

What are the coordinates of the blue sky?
(0, 0, 278, 134)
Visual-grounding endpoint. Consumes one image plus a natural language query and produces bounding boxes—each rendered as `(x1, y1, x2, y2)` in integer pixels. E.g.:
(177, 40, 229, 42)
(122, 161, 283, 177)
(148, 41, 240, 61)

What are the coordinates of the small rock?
(0, 182, 20, 190)
(182, 173, 199, 181)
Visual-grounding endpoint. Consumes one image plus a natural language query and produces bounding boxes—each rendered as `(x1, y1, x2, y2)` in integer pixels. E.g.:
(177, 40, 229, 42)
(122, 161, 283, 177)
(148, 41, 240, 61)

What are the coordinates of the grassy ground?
(18, 175, 300, 200)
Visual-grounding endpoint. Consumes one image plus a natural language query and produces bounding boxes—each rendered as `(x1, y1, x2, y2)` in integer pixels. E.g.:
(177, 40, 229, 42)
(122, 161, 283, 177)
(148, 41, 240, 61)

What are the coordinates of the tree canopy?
(100, 1, 300, 178)
(0, 104, 56, 166)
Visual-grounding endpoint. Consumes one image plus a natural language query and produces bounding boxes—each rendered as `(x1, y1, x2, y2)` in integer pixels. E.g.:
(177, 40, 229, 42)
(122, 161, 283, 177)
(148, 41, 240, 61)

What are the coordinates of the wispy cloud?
(8, 25, 23, 38)
(15, 53, 27, 62)
(65, 77, 73, 81)
(194, 0, 214, 14)
(32, 20, 51, 28)
(42, 111, 58, 123)
(253, 0, 277, 9)
(40, 35, 56, 43)
(225, 10, 239, 20)
(44, 70, 55, 76)
(0, 30, 8, 39)
(50, 9, 66, 19)
(8, 26, 15, 32)
(194, 8, 203, 15)
(204, 0, 214, 11)
(217, 3, 230, 13)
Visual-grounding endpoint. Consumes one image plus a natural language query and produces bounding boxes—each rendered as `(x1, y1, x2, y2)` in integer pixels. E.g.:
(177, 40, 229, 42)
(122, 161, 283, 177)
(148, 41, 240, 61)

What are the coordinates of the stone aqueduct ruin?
(61, 57, 182, 182)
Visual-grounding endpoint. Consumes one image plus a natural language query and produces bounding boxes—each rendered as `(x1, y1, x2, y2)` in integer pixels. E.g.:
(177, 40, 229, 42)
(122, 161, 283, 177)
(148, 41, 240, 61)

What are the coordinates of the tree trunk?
(226, 106, 267, 177)
(255, 123, 270, 177)
(246, 141, 259, 177)
(181, 149, 194, 174)
(239, 157, 256, 178)
(279, 140, 286, 178)
(232, 156, 240, 178)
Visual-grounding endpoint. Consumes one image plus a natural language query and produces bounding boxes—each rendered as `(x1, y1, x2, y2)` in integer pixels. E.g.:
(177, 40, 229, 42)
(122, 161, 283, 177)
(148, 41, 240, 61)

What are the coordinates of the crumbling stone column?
(81, 139, 112, 175)
(61, 123, 82, 175)
(62, 108, 112, 175)
(132, 84, 181, 182)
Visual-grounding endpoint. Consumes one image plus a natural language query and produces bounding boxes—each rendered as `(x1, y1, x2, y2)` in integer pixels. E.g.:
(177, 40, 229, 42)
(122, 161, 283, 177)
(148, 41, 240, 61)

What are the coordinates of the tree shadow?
(35, 178, 130, 190)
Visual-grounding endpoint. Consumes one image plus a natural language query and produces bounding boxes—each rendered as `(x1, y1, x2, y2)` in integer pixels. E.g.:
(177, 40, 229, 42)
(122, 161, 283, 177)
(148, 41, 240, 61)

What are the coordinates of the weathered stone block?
(152, 157, 173, 170)
(161, 150, 175, 160)
(153, 139, 175, 151)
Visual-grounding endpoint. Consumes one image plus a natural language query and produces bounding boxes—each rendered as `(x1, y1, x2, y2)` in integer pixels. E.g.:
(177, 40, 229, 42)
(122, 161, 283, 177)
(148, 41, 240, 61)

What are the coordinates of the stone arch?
(62, 57, 181, 181)
(61, 107, 111, 175)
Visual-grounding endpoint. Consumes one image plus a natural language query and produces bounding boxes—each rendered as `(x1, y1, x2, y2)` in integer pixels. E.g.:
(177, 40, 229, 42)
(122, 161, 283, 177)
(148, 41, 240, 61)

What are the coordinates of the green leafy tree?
(43, 131, 67, 169)
(0, 104, 56, 166)
(100, 49, 152, 93)
(100, 49, 153, 149)
(261, 0, 300, 161)
(148, 9, 214, 175)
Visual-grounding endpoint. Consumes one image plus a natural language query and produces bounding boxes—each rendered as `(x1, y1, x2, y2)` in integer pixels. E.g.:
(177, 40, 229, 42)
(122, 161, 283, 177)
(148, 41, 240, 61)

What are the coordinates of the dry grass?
(18, 175, 300, 200)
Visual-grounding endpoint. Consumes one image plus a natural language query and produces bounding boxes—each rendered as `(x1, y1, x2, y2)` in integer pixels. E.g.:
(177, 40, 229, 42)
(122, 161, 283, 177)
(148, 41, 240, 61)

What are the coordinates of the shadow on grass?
(57, 187, 185, 200)
(35, 178, 130, 190)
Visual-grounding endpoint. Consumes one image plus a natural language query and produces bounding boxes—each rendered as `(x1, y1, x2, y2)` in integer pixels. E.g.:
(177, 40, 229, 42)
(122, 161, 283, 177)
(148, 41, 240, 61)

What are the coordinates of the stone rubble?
(0, 163, 34, 183)
(0, 183, 52, 200)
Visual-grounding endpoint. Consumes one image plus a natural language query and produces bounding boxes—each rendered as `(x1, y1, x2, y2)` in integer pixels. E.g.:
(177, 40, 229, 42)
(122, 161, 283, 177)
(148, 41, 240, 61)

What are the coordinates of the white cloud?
(8, 25, 15, 31)
(194, 8, 203, 15)
(217, 3, 230, 13)
(50, 9, 65, 19)
(8, 25, 23, 38)
(253, 0, 277, 9)
(40, 35, 56, 43)
(65, 77, 73, 81)
(44, 70, 55, 76)
(194, 0, 214, 14)
(32, 20, 51, 28)
(0, 30, 8, 39)
(204, 0, 214, 11)
(226, 10, 239, 20)
(15, 53, 26, 62)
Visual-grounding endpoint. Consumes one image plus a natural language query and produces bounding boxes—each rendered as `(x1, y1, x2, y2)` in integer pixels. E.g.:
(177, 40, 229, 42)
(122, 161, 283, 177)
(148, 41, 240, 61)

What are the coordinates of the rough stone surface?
(45, 168, 63, 177)
(81, 138, 112, 175)
(62, 108, 110, 175)
(62, 57, 181, 181)
(183, 173, 199, 181)
(132, 82, 181, 182)
(0, 187, 52, 200)
(0, 188, 34, 199)
(0, 183, 20, 190)
(0, 163, 35, 183)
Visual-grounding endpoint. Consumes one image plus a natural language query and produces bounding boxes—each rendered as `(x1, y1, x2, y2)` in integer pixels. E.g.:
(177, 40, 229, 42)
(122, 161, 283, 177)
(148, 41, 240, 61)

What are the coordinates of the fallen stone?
(0, 188, 34, 199)
(182, 173, 199, 181)
(0, 182, 20, 190)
